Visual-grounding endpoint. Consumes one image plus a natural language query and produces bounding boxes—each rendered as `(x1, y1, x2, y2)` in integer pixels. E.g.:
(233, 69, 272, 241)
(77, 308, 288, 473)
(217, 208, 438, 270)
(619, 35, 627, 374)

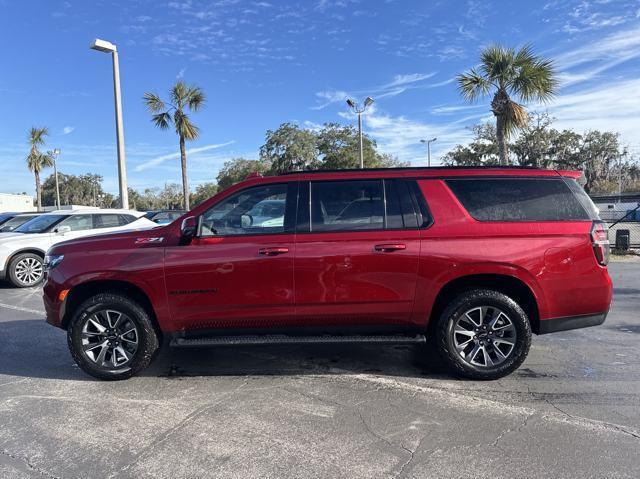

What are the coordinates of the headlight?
(43, 254, 64, 271)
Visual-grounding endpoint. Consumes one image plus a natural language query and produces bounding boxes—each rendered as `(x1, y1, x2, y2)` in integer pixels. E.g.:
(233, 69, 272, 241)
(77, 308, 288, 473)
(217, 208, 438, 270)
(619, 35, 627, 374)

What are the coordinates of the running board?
(170, 334, 426, 348)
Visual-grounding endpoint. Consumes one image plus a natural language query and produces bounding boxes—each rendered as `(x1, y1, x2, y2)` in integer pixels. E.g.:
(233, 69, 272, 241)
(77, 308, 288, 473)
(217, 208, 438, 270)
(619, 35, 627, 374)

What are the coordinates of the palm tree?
(143, 81, 205, 210)
(26, 127, 53, 211)
(457, 44, 558, 165)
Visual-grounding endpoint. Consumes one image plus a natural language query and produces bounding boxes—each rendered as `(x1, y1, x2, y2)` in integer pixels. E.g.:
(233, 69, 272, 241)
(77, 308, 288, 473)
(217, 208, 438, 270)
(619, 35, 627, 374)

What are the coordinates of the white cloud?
(62, 126, 74, 135)
(311, 89, 349, 110)
(177, 68, 186, 79)
(386, 73, 436, 87)
(134, 141, 235, 172)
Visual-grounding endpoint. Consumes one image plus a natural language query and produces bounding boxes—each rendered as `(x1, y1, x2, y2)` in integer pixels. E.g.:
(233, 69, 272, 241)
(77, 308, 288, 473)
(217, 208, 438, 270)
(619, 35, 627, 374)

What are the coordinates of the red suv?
(43, 167, 612, 380)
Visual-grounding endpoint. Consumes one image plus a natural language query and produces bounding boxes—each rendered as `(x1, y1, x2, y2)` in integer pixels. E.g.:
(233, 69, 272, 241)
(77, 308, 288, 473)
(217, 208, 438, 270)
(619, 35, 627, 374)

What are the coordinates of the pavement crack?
(491, 412, 535, 448)
(395, 443, 415, 479)
(1, 449, 60, 479)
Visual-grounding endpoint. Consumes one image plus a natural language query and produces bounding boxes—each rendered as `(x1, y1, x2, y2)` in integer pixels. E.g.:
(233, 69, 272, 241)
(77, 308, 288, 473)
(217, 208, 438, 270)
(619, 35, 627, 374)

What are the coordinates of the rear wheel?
(435, 289, 531, 380)
(67, 293, 160, 380)
(7, 252, 44, 288)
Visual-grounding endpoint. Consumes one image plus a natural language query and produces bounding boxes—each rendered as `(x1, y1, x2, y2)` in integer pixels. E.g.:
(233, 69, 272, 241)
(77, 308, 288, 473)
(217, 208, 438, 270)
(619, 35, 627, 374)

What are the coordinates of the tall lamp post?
(90, 38, 129, 209)
(346, 96, 374, 168)
(420, 137, 437, 167)
(51, 148, 61, 209)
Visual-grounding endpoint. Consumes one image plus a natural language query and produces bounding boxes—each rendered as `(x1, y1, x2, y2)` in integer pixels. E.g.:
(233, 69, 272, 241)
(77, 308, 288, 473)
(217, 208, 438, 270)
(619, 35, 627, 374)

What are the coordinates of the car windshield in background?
(14, 214, 66, 234)
(0, 215, 38, 232)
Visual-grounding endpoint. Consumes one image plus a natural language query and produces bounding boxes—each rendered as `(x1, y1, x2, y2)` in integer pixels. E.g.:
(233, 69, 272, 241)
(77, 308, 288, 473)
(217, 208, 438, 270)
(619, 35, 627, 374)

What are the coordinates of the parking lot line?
(0, 302, 44, 316)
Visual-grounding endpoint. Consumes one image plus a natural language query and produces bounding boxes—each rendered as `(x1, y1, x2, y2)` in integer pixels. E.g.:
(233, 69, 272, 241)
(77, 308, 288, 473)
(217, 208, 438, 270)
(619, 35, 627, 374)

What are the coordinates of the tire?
(67, 293, 160, 380)
(435, 289, 531, 380)
(7, 252, 44, 288)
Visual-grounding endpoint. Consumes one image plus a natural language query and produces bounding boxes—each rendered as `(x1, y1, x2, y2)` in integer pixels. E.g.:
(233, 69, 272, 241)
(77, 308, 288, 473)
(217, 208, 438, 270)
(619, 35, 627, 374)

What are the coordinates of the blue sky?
(1, 0, 640, 196)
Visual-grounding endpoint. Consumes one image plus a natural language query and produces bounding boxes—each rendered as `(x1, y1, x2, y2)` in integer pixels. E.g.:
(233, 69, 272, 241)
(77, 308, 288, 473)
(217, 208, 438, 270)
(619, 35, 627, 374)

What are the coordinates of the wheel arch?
(4, 248, 46, 270)
(62, 279, 162, 339)
(427, 274, 541, 336)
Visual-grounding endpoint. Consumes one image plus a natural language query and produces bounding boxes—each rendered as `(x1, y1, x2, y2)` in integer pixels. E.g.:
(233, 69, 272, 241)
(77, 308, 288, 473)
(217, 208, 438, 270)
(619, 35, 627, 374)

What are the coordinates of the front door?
(164, 182, 297, 332)
(293, 179, 422, 331)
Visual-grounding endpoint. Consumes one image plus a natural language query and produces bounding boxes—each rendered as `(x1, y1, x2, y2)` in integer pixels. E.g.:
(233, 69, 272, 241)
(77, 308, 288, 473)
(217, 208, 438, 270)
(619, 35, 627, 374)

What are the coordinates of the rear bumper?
(538, 311, 607, 334)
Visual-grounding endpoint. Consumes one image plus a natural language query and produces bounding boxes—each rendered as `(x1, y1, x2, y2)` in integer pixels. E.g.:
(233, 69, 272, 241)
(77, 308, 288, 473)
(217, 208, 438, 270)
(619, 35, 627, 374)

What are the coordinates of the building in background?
(0, 193, 35, 212)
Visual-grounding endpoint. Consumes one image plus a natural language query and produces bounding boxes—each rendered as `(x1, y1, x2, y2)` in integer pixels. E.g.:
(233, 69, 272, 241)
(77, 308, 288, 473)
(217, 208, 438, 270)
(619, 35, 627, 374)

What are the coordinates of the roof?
(42, 208, 145, 216)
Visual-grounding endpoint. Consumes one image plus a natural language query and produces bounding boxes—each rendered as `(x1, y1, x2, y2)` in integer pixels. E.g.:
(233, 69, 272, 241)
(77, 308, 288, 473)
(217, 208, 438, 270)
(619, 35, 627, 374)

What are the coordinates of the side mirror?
(181, 216, 198, 239)
(56, 226, 71, 235)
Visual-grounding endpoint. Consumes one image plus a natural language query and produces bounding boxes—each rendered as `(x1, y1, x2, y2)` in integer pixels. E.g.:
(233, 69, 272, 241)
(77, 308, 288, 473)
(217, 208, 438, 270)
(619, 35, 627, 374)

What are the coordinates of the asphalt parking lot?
(0, 262, 639, 479)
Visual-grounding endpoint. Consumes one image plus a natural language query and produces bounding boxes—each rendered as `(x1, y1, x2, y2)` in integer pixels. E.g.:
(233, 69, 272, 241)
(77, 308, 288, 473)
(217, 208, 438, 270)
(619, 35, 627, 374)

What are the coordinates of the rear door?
(294, 178, 425, 330)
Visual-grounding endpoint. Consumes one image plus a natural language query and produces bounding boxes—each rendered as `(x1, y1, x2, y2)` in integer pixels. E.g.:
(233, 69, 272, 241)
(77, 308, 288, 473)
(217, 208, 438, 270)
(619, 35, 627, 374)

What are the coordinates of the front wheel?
(67, 293, 160, 380)
(435, 289, 531, 380)
(7, 252, 44, 288)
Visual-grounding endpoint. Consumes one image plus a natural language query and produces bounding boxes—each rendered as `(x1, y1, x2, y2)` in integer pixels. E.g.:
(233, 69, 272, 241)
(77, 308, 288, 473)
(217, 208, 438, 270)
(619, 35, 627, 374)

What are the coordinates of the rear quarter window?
(445, 177, 592, 221)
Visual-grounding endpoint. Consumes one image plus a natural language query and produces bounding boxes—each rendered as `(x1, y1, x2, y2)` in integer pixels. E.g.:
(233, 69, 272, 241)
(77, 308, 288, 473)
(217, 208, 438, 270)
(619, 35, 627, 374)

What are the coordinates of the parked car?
(0, 213, 40, 233)
(144, 210, 186, 225)
(43, 167, 612, 380)
(0, 209, 156, 288)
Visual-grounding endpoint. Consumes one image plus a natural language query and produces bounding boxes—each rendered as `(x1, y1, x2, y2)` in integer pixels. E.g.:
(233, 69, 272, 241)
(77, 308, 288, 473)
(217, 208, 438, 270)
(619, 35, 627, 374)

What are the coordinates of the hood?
(49, 222, 175, 255)
(0, 232, 39, 244)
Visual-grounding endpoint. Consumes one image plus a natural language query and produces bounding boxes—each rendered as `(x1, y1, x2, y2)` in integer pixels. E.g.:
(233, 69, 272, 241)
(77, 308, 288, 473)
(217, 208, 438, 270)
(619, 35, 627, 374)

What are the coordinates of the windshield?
(0, 215, 38, 232)
(14, 215, 67, 234)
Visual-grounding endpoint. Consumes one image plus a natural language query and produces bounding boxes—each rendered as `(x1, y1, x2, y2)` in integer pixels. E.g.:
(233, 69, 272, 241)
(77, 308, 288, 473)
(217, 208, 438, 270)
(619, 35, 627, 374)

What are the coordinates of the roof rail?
(245, 171, 263, 180)
(278, 165, 545, 176)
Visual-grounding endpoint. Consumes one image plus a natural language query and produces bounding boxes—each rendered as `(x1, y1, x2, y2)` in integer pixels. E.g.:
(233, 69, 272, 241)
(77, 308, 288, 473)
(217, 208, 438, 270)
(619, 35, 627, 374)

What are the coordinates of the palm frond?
(29, 127, 49, 147)
(510, 58, 558, 102)
(480, 44, 516, 87)
(152, 112, 172, 130)
(171, 81, 188, 108)
(457, 68, 492, 102)
(174, 111, 200, 140)
(186, 86, 205, 111)
(143, 92, 166, 113)
(502, 100, 529, 138)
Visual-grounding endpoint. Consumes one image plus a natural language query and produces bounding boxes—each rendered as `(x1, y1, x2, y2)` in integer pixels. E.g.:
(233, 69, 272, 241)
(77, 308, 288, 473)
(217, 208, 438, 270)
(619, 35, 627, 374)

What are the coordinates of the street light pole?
(51, 149, 61, 209)
(90, 38, 129, 209)
(420, 137, 437, 167)
(346, 97, 374, 168)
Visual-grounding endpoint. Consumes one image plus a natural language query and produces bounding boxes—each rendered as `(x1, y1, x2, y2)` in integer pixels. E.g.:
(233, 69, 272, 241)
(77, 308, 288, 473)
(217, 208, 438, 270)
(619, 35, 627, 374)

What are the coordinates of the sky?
(1, 0, 640, 196)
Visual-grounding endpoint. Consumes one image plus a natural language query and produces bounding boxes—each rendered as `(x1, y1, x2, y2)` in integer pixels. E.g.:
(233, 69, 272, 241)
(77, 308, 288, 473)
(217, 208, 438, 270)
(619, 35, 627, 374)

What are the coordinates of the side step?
(170, 334, 426, 348)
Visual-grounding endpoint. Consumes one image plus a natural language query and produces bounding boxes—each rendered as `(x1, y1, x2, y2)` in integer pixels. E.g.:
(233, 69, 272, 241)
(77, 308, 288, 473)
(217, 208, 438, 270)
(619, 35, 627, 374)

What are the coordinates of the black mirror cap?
(180, 216, 198, 238)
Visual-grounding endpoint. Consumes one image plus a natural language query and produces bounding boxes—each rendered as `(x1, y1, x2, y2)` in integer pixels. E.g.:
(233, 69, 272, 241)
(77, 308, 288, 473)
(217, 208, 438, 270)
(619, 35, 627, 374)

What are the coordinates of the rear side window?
(311, 180, 384, 231)
(446, 178, 592, 221)
(93, 214, 122, 229)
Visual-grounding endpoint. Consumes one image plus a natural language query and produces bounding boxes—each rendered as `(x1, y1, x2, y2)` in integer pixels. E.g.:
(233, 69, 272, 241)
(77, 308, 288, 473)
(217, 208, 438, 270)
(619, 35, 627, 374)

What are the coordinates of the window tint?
(94, 214, 122, 229)
(200, 184, 288, 236)
(311, 180, 384, 231)
(446, 178, 591, 221)
(57, 214, 93, 231)
(119, 214, 138, 225)
(563, 178, 600, 220)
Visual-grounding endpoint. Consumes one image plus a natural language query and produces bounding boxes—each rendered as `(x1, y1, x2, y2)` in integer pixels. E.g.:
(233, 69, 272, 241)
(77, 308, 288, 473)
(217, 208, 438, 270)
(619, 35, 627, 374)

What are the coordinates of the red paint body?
(43, 168, 612, 335)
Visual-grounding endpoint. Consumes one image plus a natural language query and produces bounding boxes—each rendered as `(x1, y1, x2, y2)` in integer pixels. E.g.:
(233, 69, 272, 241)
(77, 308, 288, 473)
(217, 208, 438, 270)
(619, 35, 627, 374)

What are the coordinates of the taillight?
(590, 221, 610, 266)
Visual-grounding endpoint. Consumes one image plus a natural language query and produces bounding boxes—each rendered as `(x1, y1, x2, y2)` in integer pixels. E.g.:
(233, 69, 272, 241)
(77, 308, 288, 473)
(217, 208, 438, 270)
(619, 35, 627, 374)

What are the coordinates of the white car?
(0, 209, 157, 288)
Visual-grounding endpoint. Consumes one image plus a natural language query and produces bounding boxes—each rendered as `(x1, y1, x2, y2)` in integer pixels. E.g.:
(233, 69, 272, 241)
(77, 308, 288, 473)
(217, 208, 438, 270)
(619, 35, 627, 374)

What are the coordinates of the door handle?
(374, 243, 406, 252)
(259, 247, 289, 256)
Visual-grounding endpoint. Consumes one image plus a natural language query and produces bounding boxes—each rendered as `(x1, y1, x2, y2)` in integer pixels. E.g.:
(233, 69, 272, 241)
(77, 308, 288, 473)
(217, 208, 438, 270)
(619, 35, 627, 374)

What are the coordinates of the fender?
(415, 260, 549, 326)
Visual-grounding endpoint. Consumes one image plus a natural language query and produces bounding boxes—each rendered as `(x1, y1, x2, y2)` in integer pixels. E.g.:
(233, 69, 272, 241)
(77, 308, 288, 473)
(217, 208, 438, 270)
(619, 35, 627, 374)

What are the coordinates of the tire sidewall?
(67, 293, 159, 380)
(438, 290, 532, 380)
(8, 253, 44, 288)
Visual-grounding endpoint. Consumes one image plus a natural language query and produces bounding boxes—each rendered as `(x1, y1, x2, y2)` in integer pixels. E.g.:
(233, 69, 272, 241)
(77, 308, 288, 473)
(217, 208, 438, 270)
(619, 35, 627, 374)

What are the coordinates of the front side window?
(57, 214, 93, 231)
(311, 180, 384, 232)
(200, 184, 288, 237)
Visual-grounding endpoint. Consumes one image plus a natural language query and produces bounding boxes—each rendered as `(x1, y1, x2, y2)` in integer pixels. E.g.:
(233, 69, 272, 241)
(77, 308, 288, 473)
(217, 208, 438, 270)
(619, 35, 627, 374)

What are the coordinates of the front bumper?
(538, 311, 607, 334)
